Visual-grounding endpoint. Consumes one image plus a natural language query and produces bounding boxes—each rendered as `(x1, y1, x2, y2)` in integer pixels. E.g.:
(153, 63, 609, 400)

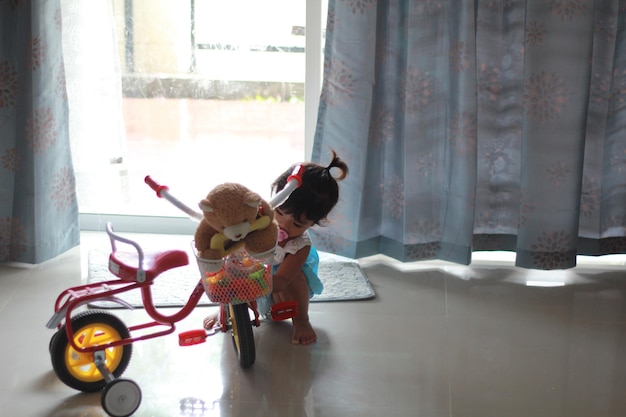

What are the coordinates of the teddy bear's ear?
(244, 191, 262, 209)
(199, 200, 214, 213)
(246, 199, 261, 208)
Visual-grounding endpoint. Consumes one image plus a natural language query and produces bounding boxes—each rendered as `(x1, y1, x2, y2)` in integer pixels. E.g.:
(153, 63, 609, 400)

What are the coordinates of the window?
(70, 0, 326, 234)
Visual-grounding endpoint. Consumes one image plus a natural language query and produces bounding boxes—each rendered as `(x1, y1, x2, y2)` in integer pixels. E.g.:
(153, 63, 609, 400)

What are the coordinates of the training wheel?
(101, 378, 142, 417)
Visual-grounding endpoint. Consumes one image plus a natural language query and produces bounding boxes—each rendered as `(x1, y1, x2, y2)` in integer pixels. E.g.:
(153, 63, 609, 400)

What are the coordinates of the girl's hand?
(271, 245, 310, 292)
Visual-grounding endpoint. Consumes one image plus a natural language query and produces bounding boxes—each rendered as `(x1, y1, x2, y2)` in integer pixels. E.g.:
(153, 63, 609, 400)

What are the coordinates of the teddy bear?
(194, 182, 278, 260)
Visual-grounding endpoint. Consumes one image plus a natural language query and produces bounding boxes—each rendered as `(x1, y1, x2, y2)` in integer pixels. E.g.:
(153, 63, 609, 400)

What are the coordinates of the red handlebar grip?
(286, 164, 304, 188)
(144, 175, 169, 197)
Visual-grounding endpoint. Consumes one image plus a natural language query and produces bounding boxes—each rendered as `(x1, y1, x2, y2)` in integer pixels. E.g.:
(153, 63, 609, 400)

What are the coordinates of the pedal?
(270, 301, 298, 321)
(178, 329, 208, 346)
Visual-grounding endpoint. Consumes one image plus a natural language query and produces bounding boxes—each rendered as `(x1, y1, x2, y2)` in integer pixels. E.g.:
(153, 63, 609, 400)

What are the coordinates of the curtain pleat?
(0, 0, 79, 263)
(311, 0, 626, 270)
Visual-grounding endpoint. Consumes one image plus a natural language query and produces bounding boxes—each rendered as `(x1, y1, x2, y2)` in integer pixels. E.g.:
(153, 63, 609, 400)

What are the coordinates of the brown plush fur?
(194, 183, 278, 259)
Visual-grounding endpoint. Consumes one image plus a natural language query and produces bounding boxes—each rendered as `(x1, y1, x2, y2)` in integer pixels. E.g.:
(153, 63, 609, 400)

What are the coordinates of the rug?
(86, 249, 375, 308)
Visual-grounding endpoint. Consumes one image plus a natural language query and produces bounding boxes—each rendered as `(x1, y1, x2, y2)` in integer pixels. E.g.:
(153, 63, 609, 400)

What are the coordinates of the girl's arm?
(271, 245, 311, 292)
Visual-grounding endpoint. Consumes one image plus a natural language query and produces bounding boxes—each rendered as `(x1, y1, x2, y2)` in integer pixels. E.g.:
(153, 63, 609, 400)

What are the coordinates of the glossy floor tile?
(2, 232, 626, 416)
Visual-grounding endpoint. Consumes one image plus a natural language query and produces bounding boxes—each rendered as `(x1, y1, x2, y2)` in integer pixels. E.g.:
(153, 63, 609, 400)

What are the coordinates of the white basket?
(194, 245, 275, 305)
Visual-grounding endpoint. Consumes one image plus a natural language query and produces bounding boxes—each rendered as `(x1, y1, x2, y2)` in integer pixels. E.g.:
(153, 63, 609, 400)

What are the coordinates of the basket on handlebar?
(194, 246, 275, 305)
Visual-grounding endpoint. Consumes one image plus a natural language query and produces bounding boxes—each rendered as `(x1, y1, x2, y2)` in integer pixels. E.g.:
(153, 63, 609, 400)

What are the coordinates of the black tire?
(50, 310, 132, 392)
(49, 329, 62, 354)
(101, 378, 142, 417)
(228, 303, 255, 368)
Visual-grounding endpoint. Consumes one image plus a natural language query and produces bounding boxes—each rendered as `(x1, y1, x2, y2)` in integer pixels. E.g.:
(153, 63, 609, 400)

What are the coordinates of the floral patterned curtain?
(310, 0, 626, 269)
(0, 0, 79, 263)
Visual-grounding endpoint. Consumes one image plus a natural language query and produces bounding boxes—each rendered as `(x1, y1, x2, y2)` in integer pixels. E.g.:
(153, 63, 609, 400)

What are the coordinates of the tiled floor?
(2, 232, 626, 417)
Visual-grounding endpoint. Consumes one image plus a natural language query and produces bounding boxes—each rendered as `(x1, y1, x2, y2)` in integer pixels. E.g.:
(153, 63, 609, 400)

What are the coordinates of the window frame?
(80, 0, 324, 234)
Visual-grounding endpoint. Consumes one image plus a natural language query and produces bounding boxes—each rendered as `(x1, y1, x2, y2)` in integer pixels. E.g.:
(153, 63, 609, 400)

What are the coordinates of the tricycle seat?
(109, 250, 189, 282)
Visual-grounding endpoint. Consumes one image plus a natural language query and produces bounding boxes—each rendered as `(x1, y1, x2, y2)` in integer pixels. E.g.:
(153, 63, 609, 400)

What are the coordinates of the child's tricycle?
(45, 167, 303, 417)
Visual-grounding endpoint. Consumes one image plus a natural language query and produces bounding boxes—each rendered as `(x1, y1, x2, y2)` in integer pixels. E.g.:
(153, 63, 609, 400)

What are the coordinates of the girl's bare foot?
(203, 314, 218, 330)
(292, 318, 317, 345)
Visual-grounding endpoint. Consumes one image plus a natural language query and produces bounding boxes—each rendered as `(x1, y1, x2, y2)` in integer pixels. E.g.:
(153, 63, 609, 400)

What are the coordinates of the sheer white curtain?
(61, 0, 128, 211)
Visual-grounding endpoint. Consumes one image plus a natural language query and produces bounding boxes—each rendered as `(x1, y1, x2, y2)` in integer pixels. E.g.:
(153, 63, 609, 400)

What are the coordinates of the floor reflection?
(4, 242, 626, 416)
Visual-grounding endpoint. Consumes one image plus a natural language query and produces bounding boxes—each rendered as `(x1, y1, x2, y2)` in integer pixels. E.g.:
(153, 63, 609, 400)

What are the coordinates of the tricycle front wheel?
(228, 303, 255, 368)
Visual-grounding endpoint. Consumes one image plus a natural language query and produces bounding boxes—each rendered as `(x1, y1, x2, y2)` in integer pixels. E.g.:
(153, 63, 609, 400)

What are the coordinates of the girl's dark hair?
(271, 149, 348, 225)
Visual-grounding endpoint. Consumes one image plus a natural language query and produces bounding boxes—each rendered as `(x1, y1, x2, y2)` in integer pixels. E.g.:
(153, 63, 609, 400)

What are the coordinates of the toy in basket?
(197, 248, 275, 305)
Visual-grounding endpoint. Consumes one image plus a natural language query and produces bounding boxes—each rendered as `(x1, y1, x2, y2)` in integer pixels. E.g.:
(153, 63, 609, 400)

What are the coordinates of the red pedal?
(178, 329, 207, 346)
(270, 301, 298, 321)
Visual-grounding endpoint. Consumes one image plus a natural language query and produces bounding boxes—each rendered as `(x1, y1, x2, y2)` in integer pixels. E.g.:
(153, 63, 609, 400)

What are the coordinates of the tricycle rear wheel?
(50, 310, 132, 392)
(101, 378, 142, 417)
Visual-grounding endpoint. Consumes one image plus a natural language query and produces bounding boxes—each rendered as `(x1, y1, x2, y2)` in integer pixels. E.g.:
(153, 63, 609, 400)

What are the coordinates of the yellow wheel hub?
(65, 323, 124, 382)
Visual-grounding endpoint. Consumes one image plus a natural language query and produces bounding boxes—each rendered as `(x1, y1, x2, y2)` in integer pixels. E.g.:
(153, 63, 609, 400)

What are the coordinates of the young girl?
(203, 150, 348, 345)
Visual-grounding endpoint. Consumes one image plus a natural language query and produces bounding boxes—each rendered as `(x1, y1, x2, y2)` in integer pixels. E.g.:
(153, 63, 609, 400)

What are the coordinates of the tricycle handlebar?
(145, 164, 304, 220)
(144, 176, 203, 221)
(269, 164, 304, 208)
(145, 175, 169, 197)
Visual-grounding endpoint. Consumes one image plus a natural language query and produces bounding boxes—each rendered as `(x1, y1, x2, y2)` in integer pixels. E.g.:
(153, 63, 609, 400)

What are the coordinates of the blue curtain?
(310, 0, 626, 270)
(0, 0, 79, 263)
